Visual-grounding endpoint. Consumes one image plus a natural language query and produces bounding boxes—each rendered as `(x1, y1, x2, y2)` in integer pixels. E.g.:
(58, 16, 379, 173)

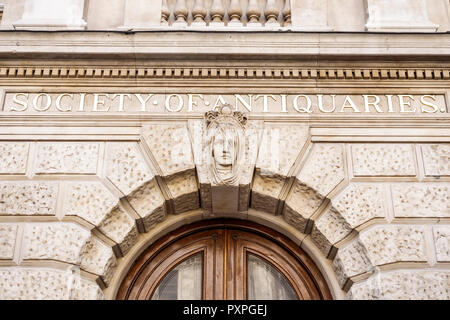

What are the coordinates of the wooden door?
(117, 220, 331, 300)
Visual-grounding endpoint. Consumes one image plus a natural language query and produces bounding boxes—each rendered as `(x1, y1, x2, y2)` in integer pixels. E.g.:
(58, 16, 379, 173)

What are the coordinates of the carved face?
(213, 128, 236, 167)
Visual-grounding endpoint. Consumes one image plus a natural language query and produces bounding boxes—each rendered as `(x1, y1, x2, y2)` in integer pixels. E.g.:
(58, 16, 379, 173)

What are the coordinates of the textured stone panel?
(251, 172, 285, 214)
(297, 144, 345, 196)
(105, 142, 154, 195)
(0, 181, 58, 215)
(23, 223, 91, 264)
(392, 183, 450, 217)
(165, 171, 199, 214)
(127, 179, 166, 230)
(0, 224, 18, 259)
(421, 144, 450, 176)
(332, 240, 373, 287)
(35, 142, 99, 174)
(348, 270, 450, 300)
(333, 184, 385, 228)
(352, 144, 416, 176)
(256, 124, 309, 176)
(433, 226, 450, 262)
(143, 124, 195, 176)
(310, 207, 353, 256)
(80, 238, 116, 285)
(63, 182, 118, 225)
(0, 142, 29, 174)
(0, 268, 103, 300)
(360, 225, 427, 265)
(98, 206, 138, 255)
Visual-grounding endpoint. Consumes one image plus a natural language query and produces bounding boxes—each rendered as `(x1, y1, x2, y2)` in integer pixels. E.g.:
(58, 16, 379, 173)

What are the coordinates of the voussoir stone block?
(35, 142, 100, 174)
(421, 144, 450, 176)
(0, 142, 29, 174)
(348, 270, 450, 300)
(433, 226, 450, 262)
(251, 173, 285, 214)
(63, 181, 119, 225)
(391, 183, 450, 218)
(332, 183, 386, 228)
(332, 240, 373, 288)
(0, 181, 58, 215)
(0, 268, 103, 300)
(351, 144, 416, 176)
(297, 143, 345, 197)
(165, 171, 199, 214)
(22, 222, 91, 264)
(80, 237, 117, 285)
(359, 225, 427, 265)
(105, 142, 154, 195)
(98, 206, 138, 255)
(0, 224, 18, 259)
(127, 179, 167, 230)
(310, 207, 353, 256)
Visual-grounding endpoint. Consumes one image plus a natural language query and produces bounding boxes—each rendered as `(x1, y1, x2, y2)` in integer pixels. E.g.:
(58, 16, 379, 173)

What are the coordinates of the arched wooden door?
(117, 220, 332, 300)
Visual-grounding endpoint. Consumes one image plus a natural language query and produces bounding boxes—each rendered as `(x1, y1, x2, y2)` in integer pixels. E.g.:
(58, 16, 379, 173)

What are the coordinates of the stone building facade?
(0, 0, 449, 300)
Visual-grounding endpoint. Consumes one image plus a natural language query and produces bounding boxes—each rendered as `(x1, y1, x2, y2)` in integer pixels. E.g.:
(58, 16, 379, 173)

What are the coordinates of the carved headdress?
(204, 104, 247, 186)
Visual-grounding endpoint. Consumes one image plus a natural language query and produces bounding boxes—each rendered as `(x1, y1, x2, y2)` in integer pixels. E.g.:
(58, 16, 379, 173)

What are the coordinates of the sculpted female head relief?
(205, 104, 247, 186)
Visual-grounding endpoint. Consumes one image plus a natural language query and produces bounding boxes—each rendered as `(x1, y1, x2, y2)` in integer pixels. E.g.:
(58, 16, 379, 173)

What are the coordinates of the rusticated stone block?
(391, 183, 449, 217)
(310, 207, 353, 256)
(98, 206, 138, 255)
(22, 223, 91, 264)
(332, 240, 373, 287)
(297, 144, 345, 196)
(359, 225, 427, 265)
(35, 142, 99, 174)
(433, 226, 450, 262)
(421, 144, 450, 176)
(351, 144, 416, 176)
(80, 237, 116, 285)
(0, 181, 58, 215)
(127, 179, 166, 230)
(165, 171, 199, 214)
(63, 182, 118, 225)
(251, 172, 285, 214)
(105, 142, 154, 195)
(333, 184, 385, 228)
(0, 142, 29, 174)
(348, 270, 450, 300)
(0, 224, 18, 259)
(0, 268, 103, 300)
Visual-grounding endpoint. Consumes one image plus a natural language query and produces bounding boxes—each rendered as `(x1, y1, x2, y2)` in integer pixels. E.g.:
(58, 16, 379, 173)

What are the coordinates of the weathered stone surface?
(283, 181, 324, 231)
(35, 142, 99, 174)
(421, 144, 450, 176)
(333, 184, 385, 228)
(310, 207, 353, 256)
(0, 224, 18, 259)
(165, 171, 199, 214)
(392, 183, 450, 217)
(0, 268, 103, 300)
(251, 172, 285, 214)
(348, 270, 450, 300)
(332, 240, 373, 287)
(98, 206, 138, 255)
(351, 144, 416, 176)
(256, 124, 309, 176)
(297, 144, 345, 196)
(0, 182, 58, 215)
(63, 181, 118, 225)
(0, 142, 29, 174)
(433, 226, 450, 262)
(80, 237, 116, 285)
(23, 223, 90, 264)
(143, 124, 195, 176)
(127, 179, 166, 230)
(359, 225, 427, 265)
(105, 142, 154, 195)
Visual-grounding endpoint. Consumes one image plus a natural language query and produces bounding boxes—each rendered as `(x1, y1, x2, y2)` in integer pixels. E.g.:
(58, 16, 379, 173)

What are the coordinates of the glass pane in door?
(151, 253, 203, 300)
(247, 253, 297, 300)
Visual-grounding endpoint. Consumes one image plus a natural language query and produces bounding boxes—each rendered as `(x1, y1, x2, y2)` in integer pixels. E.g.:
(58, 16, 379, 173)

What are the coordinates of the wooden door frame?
(116, 219, 332, 300)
